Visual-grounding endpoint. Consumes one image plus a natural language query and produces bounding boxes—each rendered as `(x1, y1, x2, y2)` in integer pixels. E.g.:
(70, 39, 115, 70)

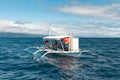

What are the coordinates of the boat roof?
(43, 35, 70, 40)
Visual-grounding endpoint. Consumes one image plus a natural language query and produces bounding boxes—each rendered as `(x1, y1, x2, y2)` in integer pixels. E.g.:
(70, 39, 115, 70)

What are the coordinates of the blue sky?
(0, 0, 120, 37)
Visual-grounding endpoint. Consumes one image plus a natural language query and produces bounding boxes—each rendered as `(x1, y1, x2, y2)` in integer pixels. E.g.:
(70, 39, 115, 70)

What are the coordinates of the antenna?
(49, 23, 52, 36)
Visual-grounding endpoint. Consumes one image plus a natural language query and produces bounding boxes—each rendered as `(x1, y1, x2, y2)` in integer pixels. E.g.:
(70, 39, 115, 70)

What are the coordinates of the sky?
(0, 0, 120, 37)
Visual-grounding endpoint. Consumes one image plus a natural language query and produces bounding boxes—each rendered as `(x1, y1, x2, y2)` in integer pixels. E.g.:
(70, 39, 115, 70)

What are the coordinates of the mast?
(49, 23, 52, 36)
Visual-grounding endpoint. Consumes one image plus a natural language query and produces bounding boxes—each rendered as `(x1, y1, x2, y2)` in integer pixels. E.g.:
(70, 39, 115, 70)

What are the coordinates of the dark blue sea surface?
(0, 37, 120, 80)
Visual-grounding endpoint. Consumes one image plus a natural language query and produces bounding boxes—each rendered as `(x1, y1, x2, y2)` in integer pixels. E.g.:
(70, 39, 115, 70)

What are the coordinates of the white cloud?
(56, 2, 120, 37)
(0, 20, 67, 36)
(0, 19, 120, 37)
(58, 3, 120, 20)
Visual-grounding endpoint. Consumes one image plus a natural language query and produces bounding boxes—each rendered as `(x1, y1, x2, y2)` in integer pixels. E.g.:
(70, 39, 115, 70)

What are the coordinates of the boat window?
(53, 40, 58, 50)
(61, 39, 69, 51)
(44, 39, 69, 51)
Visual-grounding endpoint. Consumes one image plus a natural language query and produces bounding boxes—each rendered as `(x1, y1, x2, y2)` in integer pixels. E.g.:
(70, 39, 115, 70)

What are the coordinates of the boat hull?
(25, 48, 81, 58)
(44, 51, 81, 58)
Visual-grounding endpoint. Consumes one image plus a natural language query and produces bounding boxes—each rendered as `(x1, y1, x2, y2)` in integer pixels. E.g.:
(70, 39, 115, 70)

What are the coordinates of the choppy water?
(0, 37, 120, 80)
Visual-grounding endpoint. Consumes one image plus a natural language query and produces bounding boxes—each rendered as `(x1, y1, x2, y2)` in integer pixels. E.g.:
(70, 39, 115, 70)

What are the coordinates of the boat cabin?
(43, 36, 79, 52)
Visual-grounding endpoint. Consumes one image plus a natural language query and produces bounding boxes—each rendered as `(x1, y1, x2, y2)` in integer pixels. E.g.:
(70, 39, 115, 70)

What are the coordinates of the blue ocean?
(0, 37, 120, 80)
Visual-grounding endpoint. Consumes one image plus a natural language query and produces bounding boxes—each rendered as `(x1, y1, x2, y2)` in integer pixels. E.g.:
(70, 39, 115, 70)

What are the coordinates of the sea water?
(0, 37, 120, 80)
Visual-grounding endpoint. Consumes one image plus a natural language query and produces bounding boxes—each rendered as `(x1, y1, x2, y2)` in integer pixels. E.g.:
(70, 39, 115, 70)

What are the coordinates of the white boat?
(25, 35, 90, 60)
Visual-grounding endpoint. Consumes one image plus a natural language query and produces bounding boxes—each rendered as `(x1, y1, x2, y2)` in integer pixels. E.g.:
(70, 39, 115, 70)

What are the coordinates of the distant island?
(0, 32, 44, 37)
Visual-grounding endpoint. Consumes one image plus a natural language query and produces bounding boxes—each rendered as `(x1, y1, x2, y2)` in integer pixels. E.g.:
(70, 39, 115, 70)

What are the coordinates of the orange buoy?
(64, 37, 70, 44)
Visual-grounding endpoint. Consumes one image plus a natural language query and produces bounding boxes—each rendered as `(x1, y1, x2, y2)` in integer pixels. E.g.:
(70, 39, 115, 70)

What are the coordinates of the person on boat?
(63, 43, 69, 51)
(53, 40, 58, 50)
(63, 37, 69, 51)
(45, 40, 49, 48)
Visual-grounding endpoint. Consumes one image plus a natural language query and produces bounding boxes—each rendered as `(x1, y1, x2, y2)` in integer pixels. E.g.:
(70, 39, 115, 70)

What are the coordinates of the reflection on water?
(42, 53, 81, 70)
(39, 53, 83, 79)
(53, 57, 80, 70)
